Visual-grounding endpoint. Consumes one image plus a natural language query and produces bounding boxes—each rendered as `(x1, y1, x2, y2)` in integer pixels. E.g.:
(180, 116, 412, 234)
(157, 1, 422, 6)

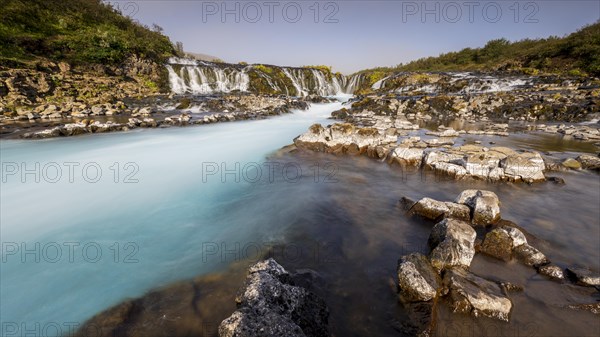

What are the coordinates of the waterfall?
(167, 58, 363, 96)
(344, 74, 363, 93)
(372, 76, 390, 90)
(282, 68, 308, 97)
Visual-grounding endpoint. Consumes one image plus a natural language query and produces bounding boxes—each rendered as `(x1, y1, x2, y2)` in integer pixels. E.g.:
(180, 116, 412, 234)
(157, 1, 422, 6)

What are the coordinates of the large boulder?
(428, 219, 477, 271)
(457, 153, 502, 179)
(397, 253, 441, 302)
(443, 268, 512, 322)
(455, 190, 501, 225)
(219, 259, 329, 337)
(294, 123, 396, 152)
(500, 152, 546, 182)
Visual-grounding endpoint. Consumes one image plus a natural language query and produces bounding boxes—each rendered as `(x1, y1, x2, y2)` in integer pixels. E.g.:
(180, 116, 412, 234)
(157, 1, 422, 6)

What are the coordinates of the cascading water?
(167, 58, 363, 96)
(166, 59, 250, 95)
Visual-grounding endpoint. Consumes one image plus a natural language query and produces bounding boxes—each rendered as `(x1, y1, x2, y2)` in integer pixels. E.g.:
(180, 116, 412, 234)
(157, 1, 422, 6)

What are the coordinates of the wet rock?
(500, 282, 524, 293)
(514, 244, 549, 267)
(538, 264, 565, 281)
(455, 190, 501, 225)
(443, 268, 512, 321)
(398, 196, 416, 212)
(457, 153, 502, 179)
(565, 267, 600, 287)
(567, 303, 600, 314)
(500, 152, 546, 182)
(423, 151, 463, 167)
(432, 162, 468, 178)
(410, 198, 450, 220)
(480, 228, 514, 261)
(561, 158, 582, 170)
(443, 202, 471, 221)
(219, 259, 329, 337)
(502, 226, 528, 247)
(547, 176, 566, 184)
(394, 302, 435, 337)
(409, 198, 470, 221)
(576, 154, 600, 170)
(397, 253, 441, 302)
(294, 123, 396, 151)
(392, 147, 424, 165)
(428, 219, 476, 271)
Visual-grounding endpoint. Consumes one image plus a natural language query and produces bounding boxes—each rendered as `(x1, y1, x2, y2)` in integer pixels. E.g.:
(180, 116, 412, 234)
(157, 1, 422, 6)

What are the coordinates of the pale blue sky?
(110, 0, 600, 73)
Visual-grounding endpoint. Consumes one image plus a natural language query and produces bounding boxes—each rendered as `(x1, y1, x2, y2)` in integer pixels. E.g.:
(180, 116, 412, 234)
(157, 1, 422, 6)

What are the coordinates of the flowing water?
(0, 100, 345, 334)
(1, 95, 599, 336)
(166, 58, 362, 96)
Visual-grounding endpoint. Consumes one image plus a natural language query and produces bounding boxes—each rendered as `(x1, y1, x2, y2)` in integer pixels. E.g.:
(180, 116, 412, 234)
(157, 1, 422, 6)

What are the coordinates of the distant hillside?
(356, 21, 600, 92)
(0, 0, 177, 67)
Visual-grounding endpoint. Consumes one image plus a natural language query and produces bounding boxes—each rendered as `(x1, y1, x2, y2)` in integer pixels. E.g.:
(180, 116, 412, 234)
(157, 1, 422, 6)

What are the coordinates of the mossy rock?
(176, 97, 192, 110)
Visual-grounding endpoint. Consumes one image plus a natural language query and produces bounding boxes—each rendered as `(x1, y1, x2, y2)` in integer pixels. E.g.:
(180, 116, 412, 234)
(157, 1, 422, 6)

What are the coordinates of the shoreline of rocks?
(397, 190, 600, 336)
(294, 121, 600, 184)
(1, 94, 317, 139)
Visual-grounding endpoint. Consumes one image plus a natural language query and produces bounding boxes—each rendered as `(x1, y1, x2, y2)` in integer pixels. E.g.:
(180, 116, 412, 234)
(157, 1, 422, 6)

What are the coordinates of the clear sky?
(109, 0, 600, 74)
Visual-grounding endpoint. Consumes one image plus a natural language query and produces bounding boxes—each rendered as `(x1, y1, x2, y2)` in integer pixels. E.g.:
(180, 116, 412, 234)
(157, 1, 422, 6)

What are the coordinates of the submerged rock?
(219, 259, 329, 337)
(567, 303, 600, 315)
(397, 253, 441, 302)
(443, 268, 512, 322)
(565, 267, 600, 287)
(428, 219, 477, 271)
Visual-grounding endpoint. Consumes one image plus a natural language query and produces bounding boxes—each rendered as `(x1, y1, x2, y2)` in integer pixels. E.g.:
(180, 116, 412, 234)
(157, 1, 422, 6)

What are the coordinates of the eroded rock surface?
(219, 259, 329, 337)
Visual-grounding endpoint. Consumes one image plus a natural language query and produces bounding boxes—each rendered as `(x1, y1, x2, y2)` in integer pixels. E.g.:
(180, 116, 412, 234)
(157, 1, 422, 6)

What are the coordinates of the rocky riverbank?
(293, 74, 600, 184)
(397, 190, 600, 336)
(74, 259, 329, 337)
(1, 93, 314, 139)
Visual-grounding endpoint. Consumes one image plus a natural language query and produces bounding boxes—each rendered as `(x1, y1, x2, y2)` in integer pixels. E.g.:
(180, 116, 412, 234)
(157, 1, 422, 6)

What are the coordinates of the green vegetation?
(0, 0, 178, 66)
(356, 21, 600, 84)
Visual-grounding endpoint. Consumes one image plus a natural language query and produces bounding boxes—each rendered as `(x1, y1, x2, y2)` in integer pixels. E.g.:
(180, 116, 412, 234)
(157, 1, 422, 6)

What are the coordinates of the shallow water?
(1, 98, 599, 336)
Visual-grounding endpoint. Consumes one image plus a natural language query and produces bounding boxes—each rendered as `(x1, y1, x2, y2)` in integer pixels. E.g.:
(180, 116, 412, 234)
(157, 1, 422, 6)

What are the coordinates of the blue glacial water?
(0, 101, 345, 333)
